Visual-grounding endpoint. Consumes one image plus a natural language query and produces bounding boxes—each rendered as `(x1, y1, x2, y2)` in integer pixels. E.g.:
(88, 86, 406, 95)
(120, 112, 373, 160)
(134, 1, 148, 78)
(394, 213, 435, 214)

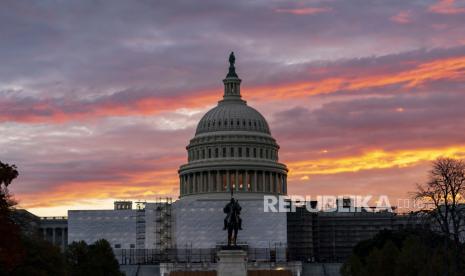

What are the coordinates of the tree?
(0, 161, 23, 274)
(341, 229, 465, 276)
(415, 158, 465, 246)
(9, 236, 66, 276)
(66, 240, 124, 276)
(415, 158, 465, 274)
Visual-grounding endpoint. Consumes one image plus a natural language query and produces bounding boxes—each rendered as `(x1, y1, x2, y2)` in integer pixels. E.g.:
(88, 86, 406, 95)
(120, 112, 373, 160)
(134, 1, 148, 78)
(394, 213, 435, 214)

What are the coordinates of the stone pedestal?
(217, 250, 247, 276)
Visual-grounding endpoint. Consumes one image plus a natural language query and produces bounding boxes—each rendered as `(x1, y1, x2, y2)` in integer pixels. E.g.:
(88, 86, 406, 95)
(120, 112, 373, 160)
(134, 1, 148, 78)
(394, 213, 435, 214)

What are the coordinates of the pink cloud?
(390, 11, 411, 24)
(429, 0, 465, 14)
(274, 7, 332, 15)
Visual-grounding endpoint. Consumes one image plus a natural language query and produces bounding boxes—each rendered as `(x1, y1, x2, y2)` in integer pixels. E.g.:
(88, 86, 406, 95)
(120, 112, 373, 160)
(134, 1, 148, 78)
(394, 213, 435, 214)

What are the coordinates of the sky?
(2, 0, 465, 216)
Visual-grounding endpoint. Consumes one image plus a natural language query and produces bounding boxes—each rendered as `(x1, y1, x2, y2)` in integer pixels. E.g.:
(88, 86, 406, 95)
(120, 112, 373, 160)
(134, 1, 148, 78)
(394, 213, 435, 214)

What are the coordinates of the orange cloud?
(429, 0, 465, 14)
(15, 166, 179, 211)
(246, 56, 465, 100)
(287, 145, 465, 178)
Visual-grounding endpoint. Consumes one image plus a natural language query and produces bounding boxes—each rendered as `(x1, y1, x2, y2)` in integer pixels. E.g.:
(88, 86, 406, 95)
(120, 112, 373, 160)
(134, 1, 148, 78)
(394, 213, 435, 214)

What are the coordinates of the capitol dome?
(195, 101, 270, 135)
(178, 52, 288, 197)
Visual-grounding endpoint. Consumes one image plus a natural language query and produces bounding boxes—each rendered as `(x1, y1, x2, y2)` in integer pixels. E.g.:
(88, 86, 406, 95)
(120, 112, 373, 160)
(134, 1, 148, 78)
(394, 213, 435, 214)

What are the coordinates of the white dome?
(195, 100, 270, 135)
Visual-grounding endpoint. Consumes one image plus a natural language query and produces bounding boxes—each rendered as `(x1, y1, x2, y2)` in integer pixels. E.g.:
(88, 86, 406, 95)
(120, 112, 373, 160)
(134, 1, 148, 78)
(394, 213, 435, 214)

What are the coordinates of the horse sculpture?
(223, 197, 242, 247)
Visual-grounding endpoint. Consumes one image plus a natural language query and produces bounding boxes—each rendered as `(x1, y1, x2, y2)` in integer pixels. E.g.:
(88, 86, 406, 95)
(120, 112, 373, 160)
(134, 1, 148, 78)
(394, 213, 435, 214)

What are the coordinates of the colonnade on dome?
(179, 169, 287, 196)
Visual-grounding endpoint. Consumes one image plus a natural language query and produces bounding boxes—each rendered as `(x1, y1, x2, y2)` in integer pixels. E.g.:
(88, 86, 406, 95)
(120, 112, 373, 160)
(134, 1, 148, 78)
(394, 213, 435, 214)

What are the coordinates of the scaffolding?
(135, 201, 146, 251)
(155, 197, 172, 251)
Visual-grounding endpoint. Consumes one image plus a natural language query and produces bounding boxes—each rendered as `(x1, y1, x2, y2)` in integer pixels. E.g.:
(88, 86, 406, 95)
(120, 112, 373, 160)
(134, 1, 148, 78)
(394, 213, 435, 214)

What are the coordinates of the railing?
(114, 247, 288, 265)
(40, 216, 68, 220)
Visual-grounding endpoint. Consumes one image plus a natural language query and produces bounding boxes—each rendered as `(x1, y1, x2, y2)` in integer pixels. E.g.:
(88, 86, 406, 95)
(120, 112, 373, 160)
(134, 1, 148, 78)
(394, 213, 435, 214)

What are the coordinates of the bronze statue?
(229, 52, 235, 66)
(226, 52, 238, 78)
(223, 197, 242, 247)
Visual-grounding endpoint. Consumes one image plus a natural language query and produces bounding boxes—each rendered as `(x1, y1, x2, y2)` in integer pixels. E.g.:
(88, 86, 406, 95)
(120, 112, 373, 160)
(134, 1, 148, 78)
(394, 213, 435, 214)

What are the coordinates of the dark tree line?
(0, 161, 124, 276)
(342, 158, 465, 276)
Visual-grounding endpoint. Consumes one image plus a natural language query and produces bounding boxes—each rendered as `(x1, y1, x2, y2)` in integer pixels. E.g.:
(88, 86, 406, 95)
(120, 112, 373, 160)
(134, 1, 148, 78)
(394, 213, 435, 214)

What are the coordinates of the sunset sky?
(2, 0, 465, 216)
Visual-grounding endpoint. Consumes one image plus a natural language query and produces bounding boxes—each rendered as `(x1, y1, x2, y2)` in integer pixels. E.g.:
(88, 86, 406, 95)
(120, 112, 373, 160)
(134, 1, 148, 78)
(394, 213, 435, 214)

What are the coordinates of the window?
(253, 148, 257, 158)
(246, 148, 250, 157)
(208, 148, 211, 158)
(223, 147, 226, 157)
(130, 244, 135, 249)
(230, 147, 234, 157)
(265, 149, 269, 159)
(238, 148, 242, 157)
(114, 244, 121, 249)
(215, 148, 219, 158)
(202, 149, 205, 159)
(260, 148, 263, 158)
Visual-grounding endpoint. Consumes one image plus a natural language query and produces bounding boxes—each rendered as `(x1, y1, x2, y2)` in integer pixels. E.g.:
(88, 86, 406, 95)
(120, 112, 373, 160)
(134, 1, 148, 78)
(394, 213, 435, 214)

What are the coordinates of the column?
(254, 171, 258, 192)
(208, 171, 211, 192)
(61, 228, 66, 250)
(216, 170, 221, 192)
(200, 172, 204, 193)
(179, 176, 183, 196)
(226, 170, 230, 192)
(235, 170, 239, 191)
(275, 172, 278, 194)
(193, 173, 196, 193)
(244, 171, 248, 191)
(262, 172, 266, 192)
(43, 228, 47, 240)
(52, 228, 56, 245)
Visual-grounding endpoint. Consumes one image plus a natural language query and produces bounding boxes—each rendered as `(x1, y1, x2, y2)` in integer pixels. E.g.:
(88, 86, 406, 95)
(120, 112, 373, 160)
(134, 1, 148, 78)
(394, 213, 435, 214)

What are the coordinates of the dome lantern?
(222, 52, 242, 101)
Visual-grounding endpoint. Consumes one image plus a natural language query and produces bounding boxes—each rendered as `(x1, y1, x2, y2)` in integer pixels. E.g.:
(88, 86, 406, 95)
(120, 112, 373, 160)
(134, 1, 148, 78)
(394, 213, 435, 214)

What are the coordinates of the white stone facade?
(68, 209, 137, 249)
(173, 193, 287, 249)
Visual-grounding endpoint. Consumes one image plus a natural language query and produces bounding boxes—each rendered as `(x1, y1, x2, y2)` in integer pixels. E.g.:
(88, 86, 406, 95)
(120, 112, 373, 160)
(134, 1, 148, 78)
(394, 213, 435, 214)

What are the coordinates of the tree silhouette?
(0, 161, 22, 274)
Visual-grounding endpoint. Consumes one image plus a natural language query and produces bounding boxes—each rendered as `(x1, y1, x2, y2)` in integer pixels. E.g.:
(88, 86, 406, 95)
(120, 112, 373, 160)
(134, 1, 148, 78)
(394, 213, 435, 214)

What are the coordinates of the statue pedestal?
(217, 249, 247, 276)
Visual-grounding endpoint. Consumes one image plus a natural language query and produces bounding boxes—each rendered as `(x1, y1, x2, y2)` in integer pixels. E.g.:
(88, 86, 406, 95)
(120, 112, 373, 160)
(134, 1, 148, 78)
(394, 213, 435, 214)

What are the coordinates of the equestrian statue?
(223, 189, 242, 247)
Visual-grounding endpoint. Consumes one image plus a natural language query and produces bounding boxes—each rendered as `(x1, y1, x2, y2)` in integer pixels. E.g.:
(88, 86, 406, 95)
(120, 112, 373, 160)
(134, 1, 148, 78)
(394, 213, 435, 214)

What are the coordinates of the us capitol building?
(33, 54, 420, 273)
